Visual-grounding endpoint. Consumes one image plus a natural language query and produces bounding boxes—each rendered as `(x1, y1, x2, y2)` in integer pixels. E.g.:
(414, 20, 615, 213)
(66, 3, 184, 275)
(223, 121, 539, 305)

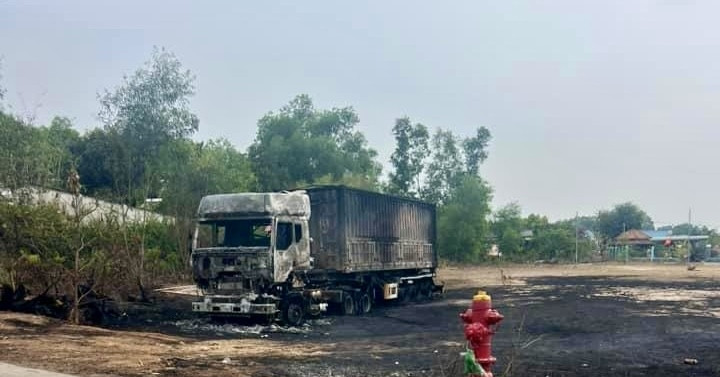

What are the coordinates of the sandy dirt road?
(1, 263, 720, 377)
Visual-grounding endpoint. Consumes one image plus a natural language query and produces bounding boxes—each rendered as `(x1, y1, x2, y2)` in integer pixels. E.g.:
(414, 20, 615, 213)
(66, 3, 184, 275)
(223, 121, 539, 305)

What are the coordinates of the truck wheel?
(341, 293, 355, 315)
(358, 292, 372, 315)
(283, 301, 305, 326)
(419, 281, 433, 301)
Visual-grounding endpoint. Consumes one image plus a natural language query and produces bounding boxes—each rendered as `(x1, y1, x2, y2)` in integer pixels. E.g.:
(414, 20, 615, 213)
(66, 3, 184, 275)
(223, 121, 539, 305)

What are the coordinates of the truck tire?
(358, 292, 372, 314)
(419, 280, 433, 301)
(283, 301, 305, 326)
(341, 293, 355, 315)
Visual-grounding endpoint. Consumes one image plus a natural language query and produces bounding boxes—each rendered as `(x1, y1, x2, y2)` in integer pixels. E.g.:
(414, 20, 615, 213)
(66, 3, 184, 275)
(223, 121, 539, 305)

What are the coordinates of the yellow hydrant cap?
(473, 290, 491, 301)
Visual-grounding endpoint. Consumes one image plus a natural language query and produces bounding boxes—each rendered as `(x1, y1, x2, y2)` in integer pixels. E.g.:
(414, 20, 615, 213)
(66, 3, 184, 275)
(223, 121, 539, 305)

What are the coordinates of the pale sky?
(2, 1, 719, 228)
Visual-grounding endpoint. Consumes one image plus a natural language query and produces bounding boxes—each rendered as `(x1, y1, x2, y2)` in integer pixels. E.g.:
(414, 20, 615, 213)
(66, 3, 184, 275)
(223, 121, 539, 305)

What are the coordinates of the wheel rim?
(286, 303, 303, 326)
(343, 295, 354, 315)
(360, 294, 371, 314)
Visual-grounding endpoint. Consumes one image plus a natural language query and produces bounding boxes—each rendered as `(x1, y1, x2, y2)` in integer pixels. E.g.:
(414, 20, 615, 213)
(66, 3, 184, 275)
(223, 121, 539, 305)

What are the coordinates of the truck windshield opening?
(197, 219, 272, 248)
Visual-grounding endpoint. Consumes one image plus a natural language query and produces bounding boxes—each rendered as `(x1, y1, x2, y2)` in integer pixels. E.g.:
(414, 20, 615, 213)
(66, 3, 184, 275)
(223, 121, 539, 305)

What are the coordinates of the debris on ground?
(168, 318, 332, 335)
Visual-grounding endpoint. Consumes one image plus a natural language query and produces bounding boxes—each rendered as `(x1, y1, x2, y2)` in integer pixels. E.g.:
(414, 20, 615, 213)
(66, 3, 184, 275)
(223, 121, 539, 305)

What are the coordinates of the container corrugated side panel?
(342, 188, 435, 272)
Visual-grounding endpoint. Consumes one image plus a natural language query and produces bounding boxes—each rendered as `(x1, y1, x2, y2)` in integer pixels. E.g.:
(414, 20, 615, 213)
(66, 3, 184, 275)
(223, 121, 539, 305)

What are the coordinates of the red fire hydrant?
(460, 290, 504, 377)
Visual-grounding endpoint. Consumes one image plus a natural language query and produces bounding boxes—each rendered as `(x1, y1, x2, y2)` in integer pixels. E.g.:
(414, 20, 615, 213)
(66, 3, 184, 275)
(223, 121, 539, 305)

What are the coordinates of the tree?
(421, 127, 492, 204)
(491, 203, 524, 257)
(462, 127, 491, 176)
(437, 176, 493, 262)
(661, 223, 711, 236)
(388, 117, 429, 197)
(596, 202, 654, 240)
(422, 129, 464, 204)
(38, 117, 81, 189)
(97, 47, 198, 204)
(154, 138, 257, 217)
(248, 94, 381, 191)
(533, 223, 575, 260)
(574, 215, 599, 234)
(0, 112, 64, 191)
(75, 128, 119, 197)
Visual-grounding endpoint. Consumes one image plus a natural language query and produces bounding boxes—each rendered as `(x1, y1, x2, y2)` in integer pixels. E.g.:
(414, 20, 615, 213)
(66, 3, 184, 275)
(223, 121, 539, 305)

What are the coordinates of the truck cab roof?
(197, 191, 310, 220)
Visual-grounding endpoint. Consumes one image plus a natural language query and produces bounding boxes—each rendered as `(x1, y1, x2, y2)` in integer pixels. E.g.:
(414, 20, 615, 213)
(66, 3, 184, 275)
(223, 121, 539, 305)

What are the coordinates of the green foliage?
(75, 128, 120, 197)
(422, 127, 491, 204)
(0, 200, 71, 289)
(153, 138, 256, 217)
(129, 220, 181, 277)
(99, 47, 198, 141)
(248, 94, 381, 191)
(40, 117, 81, 188)
(388, 117, 429, 197)
(532, 223, 575, 260)
(0, 198, 179, 299)
(660, 223, 713, 237)
(188, 139, 257, 195)
(488, 206, 596, 262)
(597, 202, 654, 240)
(462, 127, 491, 177)
(492, 203, 524, 257)
(0, 112, 77, 191)
(423, 129, 464, 204)
(437, 176, 492, 262)
(97, 47, 199, 204)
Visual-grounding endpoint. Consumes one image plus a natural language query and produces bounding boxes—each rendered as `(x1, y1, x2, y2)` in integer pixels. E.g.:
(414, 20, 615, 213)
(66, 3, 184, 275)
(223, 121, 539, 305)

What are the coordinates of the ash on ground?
(169, 318, 332, 335)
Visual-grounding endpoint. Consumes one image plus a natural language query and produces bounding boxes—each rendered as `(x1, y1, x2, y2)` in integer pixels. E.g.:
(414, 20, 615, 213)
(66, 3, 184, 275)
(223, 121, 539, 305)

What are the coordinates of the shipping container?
(306, 186, 437, 273)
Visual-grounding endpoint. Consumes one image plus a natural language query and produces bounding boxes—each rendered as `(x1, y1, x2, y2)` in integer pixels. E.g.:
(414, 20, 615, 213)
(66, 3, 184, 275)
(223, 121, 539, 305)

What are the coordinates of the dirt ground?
(1, 263, 720, 377)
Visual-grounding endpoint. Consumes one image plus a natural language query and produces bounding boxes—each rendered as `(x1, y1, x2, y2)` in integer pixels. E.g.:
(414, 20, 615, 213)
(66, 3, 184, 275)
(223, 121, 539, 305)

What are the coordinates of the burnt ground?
(1, 264, 720, 377)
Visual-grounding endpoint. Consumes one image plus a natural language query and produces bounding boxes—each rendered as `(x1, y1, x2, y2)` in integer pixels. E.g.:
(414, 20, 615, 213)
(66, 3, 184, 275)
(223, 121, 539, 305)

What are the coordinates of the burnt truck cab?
(191, 191, 317, 317)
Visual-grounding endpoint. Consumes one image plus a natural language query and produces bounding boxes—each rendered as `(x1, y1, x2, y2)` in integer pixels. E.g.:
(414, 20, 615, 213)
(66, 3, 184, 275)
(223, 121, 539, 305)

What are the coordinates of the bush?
(0, 199, 185, 321)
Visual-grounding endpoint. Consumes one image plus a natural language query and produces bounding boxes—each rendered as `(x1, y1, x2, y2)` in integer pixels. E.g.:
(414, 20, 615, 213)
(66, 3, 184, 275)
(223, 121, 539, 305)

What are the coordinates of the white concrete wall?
(2, 187, 173, 224)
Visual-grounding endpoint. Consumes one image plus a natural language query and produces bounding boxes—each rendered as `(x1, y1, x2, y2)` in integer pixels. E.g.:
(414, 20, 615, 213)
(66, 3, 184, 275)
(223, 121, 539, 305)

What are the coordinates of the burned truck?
(191, 186, 441, 325)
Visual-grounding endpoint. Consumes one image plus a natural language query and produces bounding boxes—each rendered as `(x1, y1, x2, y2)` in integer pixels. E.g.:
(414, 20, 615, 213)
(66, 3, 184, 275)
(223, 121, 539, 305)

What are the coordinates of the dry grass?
(437, 262, 720, 290)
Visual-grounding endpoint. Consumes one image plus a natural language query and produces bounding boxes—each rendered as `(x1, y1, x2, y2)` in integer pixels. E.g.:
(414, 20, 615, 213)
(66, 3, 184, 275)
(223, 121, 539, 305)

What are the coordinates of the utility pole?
(687, 208, 692, 265)
(575, 212, 579, 264)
